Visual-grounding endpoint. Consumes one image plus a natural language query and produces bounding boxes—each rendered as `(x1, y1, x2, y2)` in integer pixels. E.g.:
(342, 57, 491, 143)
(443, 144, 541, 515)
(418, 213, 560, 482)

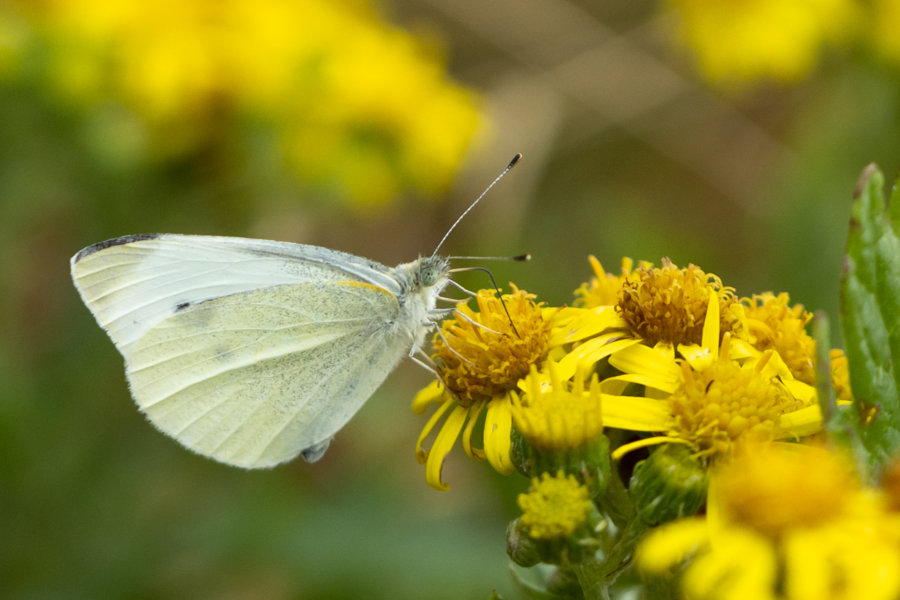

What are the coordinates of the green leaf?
(814, 312, 867, 464)
(840, 163, 900, 475)
(508, 563, 555, 600)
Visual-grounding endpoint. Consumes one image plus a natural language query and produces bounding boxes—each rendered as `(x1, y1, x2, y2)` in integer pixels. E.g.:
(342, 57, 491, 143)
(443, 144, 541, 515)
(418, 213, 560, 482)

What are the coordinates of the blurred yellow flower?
(5, 0, 482, 207)
(870, 0, 900, 67)
(664, 0, 859, 87)
(638, 444, 900, 600)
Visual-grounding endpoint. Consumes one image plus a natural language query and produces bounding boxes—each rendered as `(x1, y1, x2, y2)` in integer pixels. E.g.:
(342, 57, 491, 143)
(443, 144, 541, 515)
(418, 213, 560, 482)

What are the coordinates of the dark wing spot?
(176, 301, 191, 311)
(300, 439, 332, 463)
(73, 233, 161, 263)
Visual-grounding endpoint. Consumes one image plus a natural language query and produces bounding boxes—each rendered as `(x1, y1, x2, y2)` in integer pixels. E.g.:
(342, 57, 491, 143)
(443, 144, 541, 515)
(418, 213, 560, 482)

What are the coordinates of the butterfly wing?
(71, 234, 401, 351)
(127, 280, 409, 468)
(71, 235, 415, 468)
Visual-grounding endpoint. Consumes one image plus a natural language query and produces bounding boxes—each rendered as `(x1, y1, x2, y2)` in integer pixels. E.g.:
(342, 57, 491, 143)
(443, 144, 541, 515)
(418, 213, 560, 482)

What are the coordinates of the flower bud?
(506, 517, 541, 567)
(629, 444, 708, 526)
(515, 471, 604, 564)
(511, 363, 611, 498)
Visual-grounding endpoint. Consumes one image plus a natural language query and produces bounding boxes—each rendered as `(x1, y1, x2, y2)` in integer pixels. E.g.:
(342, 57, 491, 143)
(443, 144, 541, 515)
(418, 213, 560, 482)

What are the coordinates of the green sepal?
(507, 517, 543, 568)
(840, 164, 900, 476)
(511, 428, 611, 500)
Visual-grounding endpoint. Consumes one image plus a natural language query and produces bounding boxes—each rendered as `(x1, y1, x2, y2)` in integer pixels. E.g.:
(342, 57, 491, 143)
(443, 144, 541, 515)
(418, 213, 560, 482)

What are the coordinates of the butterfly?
(70, 154, 520, 468)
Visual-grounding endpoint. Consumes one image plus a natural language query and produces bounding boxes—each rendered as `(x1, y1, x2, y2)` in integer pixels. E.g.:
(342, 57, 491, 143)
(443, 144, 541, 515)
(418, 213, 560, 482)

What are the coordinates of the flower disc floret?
(669, 351, 803, 456)
(715, 445, 857, 539)
(617, 259, 743, 346)
(512, 364, 603, 451)
(434, 286, 551, 406)
(743, 292, 815, 385)
(518, 471, 592, 539)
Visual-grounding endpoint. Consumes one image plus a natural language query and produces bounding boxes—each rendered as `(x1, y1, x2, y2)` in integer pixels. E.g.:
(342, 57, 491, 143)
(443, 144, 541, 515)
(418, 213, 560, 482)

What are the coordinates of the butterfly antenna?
(451, 266, 521, 338)
(431, 153, 522, 257)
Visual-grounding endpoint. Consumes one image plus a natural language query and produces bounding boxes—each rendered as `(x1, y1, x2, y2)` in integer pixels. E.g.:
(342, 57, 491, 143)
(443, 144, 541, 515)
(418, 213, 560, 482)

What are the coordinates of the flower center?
(668, 354, 802, 456)
(617, 259, 742, 345)
(518, 471, 592, 539)
(716, 445, 856, 539)
(512, 365, 603, 451)
(743, 292, 815, 384)
(434, 287, 551, 407)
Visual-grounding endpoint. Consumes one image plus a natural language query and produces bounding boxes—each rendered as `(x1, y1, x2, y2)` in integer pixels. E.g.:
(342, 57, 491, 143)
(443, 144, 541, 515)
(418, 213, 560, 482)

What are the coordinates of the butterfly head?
(417, 254, 451, 288)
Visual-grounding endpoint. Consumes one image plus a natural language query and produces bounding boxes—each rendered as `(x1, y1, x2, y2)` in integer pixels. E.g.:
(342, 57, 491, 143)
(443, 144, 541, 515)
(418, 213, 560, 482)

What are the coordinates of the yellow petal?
(484, 396, 515, 475)
(611, 436, 688, 460)
(461, 400, 486, 461)
(559, 336, 641, 380)
(701, 291, 720, 358)
(415, 397, 455, 464)
(425, 404, 469, 491)
(607, 343, 681, 392)
(636, 518, 709, 573)
(551, 305, 623, 345)
(776, 404, 824, 438)
(602, 394, 674, 432)
(600, 373, 672, 395)
(683, 528, 776, 600)
(412, 379, 445, 414)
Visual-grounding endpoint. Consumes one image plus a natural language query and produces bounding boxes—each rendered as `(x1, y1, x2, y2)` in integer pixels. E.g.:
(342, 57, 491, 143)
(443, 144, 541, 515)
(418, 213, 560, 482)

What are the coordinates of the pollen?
(518, 471, 593, 539)
(667, 350, 804, 456)
(715, 445, 856, 540)
(512, 364, 603, 451)
(743, 292, 815, 385)
(434, 286, 551, 407)
(617, 259, 743, 346)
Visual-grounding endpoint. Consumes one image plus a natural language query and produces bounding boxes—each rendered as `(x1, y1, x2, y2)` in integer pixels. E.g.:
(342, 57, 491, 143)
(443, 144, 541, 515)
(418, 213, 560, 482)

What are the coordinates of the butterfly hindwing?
(125, 279, 409, 468)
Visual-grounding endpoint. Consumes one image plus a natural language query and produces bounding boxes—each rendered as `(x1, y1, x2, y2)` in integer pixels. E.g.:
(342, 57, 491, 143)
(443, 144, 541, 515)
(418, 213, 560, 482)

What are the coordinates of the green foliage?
(840, 164, 900, 476)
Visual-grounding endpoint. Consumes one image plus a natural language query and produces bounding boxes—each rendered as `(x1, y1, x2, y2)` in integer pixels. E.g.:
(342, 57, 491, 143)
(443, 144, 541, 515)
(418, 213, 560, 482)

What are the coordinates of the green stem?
(572, 560, 610, 600)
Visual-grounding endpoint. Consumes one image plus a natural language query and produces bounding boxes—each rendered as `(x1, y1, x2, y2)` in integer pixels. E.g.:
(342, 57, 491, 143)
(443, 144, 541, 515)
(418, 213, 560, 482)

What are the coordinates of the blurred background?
(2, 0, 899, 598)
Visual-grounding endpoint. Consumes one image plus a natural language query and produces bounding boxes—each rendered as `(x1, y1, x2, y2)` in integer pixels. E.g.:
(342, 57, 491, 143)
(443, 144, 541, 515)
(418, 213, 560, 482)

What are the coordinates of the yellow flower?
(617, 258, 744, 346)
(518, 471, 593, 540)
(664, 0, 860, 87)
(597, 292, 820, 460)
(5, 0, 482, 207)
(413, 287, 554, 491)
(557, 258, 744, 381)
(573, 256, 649, 309)
(511, 362, 604, 452)
(638, 444, 900, 600)
(870, 0, 900, 67)
(743, 292, 816, 385)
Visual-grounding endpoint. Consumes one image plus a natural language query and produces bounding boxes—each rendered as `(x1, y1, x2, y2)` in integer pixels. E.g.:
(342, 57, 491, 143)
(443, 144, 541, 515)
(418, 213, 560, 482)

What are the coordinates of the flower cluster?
(0, 0, 481, 207)
(663, 0, 859, 87)
(661, 0, 900, 88)
(638, 444, 900, 600)
(413, 255, 868, 597)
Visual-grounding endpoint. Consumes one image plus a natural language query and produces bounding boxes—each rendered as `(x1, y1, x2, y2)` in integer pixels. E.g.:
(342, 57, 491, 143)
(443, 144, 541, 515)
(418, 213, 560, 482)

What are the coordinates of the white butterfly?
(71, 155, 520, 469)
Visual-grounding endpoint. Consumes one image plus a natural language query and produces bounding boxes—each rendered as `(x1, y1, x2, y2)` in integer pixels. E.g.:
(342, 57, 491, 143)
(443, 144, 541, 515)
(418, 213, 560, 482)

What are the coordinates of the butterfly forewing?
(71, 234, 400, 351)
